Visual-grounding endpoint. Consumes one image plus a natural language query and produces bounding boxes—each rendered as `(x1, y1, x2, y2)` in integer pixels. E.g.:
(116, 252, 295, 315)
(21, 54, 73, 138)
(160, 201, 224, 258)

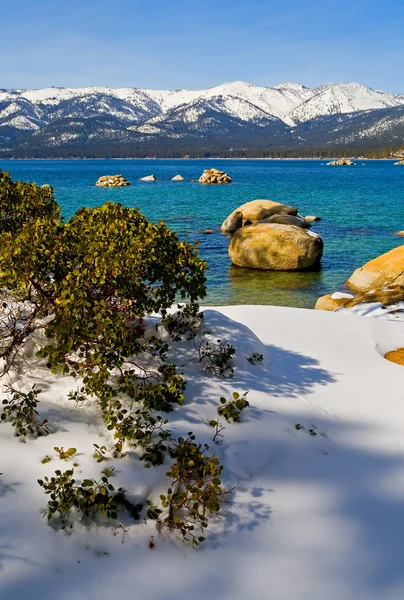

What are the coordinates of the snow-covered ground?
(1, 305, 404, 600)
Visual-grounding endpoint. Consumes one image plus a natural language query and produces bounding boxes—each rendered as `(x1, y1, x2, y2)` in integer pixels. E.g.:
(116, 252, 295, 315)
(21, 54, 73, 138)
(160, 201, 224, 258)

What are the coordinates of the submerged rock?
(229, 223, 323, 271)
(95, 174, 130, 187)
(347, 245, 404, 292)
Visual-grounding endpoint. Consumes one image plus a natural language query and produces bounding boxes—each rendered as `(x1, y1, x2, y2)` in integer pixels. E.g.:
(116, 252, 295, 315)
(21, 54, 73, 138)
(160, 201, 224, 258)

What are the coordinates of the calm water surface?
(1, 159, 403, 308)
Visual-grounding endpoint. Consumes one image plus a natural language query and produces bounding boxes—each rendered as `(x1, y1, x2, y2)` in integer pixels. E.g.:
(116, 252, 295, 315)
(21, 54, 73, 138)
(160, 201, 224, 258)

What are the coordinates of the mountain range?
(1, 81, 404, 157)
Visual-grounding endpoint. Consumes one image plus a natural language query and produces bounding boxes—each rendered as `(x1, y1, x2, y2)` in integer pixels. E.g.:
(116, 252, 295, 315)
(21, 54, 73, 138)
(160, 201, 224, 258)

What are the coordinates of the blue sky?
(1, 0, 403, 92)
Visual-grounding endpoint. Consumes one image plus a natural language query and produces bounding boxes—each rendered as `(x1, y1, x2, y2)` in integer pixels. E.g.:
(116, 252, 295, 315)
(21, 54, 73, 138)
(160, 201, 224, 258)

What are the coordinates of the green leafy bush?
(0, 170, 60, 235)
(149, 433, 229, 546)
(218, 391, 249, 422)
(1, 385, 50, 438)
(38, 467, 142, 526)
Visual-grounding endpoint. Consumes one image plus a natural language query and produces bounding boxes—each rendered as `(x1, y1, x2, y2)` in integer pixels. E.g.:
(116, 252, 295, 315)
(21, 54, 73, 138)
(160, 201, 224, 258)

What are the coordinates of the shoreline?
(0, 157, 399, 161)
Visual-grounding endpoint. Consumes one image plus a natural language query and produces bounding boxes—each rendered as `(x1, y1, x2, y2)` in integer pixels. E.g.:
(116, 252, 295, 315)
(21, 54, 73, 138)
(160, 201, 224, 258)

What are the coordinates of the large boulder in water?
(229, 223, 323, 270)
(221, 199, 298, 233)
(347, 246, 404, 292)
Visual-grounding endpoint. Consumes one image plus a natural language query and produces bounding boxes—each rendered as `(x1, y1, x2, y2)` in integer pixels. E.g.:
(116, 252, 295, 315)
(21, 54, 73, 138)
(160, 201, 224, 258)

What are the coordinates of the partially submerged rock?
(140, 174, 156, 182)
(221, 200, 298, 233)
(394, 231, 404, 237)
(304, 215, 321, 223)
(198, 169, 232, 184)
(95, 174, 130, 187)
(172, 174, 184, 181)
(347, 245, 404, 292)
(326, 158, 356, 166)
(229, 223, 323, 271)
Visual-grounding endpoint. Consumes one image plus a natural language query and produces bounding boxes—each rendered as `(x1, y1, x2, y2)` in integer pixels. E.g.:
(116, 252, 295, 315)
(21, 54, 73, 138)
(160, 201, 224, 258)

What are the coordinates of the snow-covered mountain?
(1, 81, 403, 155)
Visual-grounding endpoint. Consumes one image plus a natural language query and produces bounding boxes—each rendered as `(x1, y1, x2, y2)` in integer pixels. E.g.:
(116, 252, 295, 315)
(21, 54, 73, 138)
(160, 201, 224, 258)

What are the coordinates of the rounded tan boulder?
(315, 293, 354, 311)
(347, 245, 404, 292)
(229, 223, 323, 271)
(221, 199, 298, 233)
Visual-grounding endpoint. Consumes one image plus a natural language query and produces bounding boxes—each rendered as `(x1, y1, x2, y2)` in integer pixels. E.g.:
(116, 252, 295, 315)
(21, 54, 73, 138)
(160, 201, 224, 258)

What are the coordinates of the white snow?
(3, 81, 404, 133)
(331, 292, 354, 300)
(2, 304, 404, 599)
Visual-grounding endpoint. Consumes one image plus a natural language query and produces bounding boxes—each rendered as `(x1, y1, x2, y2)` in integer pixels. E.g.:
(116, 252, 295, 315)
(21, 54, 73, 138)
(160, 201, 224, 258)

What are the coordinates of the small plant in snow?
(295, 424, 318, 437)
(1, 384, 50, 438)
(218, 391, 249, 423)
(208, 419, 226, 444)
(54, 446, 77, 461)
(102, 400, 171, 466)
(196, 337, 236, 377)
(247, 352, 263, 365)
(93, 444, 108, 462)
(38, 466, 142, 527)
(161, 305, 203, 341)
(148, 433, 229, 546)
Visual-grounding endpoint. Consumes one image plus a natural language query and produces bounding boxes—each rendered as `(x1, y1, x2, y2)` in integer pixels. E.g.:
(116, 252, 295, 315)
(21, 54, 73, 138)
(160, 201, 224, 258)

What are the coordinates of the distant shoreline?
(0, 157, 399, 161)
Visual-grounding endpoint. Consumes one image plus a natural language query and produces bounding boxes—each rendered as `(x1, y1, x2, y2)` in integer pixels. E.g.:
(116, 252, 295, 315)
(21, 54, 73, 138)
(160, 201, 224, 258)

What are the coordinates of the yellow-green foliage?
(0, 170, 60, 234)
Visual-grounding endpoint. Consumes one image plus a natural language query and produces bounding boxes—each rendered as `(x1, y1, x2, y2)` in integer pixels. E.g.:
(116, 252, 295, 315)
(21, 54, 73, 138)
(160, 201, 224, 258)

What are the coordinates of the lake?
(1, 158, 403, 308)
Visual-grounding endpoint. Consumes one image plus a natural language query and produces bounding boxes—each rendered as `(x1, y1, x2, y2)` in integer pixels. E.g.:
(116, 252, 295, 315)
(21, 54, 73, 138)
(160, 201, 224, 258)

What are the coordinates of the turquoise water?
(1, 158, 403, 308)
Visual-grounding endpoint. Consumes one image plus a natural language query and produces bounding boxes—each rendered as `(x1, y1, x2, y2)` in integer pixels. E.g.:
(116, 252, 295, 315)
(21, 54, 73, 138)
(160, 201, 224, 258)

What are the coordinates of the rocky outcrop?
(221, 199, 298, 233)
(326, 158, 356, 166)
(198, 169, 232, 184)
(346, 246, 404, 292)
(229, 224, 323, 271)
(172, 174, 184, 181)
(95, 174, 130, 187)
(140, 174, 156, 181)
(394, 231, 404, 237)
(394, 159, 404, 165)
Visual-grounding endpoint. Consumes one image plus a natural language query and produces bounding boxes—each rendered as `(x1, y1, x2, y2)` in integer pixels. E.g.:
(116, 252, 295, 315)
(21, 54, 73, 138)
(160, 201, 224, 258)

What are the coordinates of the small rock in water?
(172, 174, 184, 181)
(201, 229, 215, 234)
(140, 174, 156, 182)
(95, 175, 130, 187)
(304, 215, 321, 223)
(394, 231, 404, 237)
(198, 168, 232, 184)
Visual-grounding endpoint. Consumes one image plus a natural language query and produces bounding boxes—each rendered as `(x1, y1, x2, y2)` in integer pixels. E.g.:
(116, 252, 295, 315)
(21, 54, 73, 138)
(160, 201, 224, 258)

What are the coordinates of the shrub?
(218, 391, 249, 422)
(196, 337, 236, 377)
(1, 384, 50, 438)
(38, 467, 142, 526)
(0, 170, 60, 235)
(149, 433, 229, 546)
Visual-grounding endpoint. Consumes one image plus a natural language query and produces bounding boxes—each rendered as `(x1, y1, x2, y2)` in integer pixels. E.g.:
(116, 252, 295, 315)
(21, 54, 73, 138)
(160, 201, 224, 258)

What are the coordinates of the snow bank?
(1, 306, 404, 600)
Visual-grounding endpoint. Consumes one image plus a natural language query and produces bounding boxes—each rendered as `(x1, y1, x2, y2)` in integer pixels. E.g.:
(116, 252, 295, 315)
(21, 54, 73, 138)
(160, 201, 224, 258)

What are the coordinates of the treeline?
(1, 144, 402, 160)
